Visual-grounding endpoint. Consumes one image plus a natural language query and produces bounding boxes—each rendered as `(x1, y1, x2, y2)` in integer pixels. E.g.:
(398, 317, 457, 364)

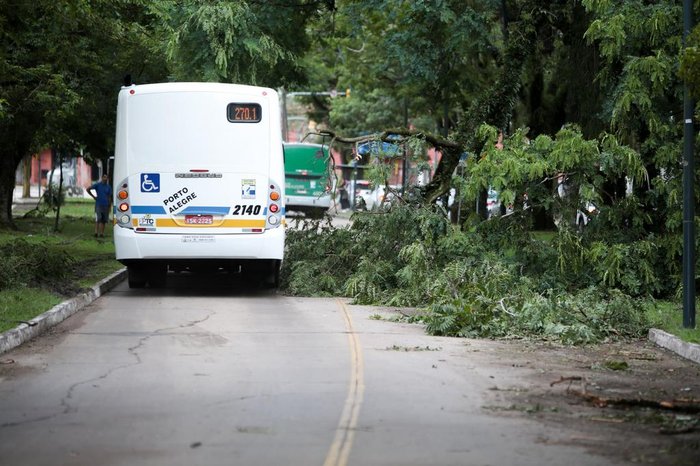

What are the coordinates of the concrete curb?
(648, 328, 700, 365)
(0, 268, 127, 355)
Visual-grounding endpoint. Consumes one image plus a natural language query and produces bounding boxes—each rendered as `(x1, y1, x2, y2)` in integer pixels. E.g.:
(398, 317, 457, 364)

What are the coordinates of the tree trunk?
(421, 146, 462, 204)
(421, 5, 537, 208)
(0, 169, 17, 229)
(0, 139, 31, 229)
(22, 156, 31, 198)
(54, 150, 64, 232)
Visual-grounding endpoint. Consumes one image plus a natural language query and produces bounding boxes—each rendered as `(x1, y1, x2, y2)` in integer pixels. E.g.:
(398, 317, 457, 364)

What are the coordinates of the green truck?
(283, 143, 332, 217)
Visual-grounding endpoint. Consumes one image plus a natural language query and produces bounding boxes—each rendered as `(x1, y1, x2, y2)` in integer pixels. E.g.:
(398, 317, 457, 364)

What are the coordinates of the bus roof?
(120, 82, 277, 97)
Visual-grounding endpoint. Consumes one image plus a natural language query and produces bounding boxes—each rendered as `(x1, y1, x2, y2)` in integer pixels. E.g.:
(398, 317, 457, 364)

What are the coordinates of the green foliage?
(646, 299, 700, 344)
(329, 89, 406, 136)
(282, 202, 658, 345)
(0, 0, 695, 346)
(0, 288, 61, 333)
(282, 218, 357, 296)
(680, 24, 700, 99)
(0, 0, 170, 227)
(0, 216, 123, 332)
(157, 0, 321, 87)
(40, 184, 66, 211)
(0, 238, 75, 291)
(307, 0, 499, 135)
(160, 2, 284, 83)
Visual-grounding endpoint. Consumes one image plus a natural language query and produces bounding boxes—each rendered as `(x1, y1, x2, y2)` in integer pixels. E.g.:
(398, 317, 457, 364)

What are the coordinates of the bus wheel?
(262, 260, 281, 289)
(308, 208, 326, 219)
(128, 265, 147, 288)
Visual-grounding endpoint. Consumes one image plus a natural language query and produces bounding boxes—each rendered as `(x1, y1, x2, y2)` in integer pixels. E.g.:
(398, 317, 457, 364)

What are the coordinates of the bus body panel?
(113, 83, 284, 280)
(122, 171, 271, 234)
(283, 143, 331, 213)
(114, 225, 284, 260)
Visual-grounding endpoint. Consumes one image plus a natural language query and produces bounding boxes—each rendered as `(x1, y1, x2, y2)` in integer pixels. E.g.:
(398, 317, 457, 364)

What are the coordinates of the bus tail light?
(115, 179, 133, 229)
(266, 181, 283, 229)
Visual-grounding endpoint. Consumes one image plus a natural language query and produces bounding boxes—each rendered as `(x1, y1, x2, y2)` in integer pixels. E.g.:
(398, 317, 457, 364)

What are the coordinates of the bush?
(281, 204, 653, 345)
(41, 184, 66, 210)
(0, 238, 75, 291)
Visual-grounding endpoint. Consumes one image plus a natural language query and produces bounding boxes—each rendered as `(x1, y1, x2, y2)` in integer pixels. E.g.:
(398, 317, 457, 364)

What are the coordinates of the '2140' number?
(231, 204, 262, 216)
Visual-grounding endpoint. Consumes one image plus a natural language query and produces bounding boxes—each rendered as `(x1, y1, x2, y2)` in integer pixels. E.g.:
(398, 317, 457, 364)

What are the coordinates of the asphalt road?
(0, 273, 619, 466)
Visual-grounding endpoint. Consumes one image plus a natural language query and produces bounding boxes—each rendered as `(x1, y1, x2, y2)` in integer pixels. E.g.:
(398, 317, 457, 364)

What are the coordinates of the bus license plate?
(185, 215, 213, 225)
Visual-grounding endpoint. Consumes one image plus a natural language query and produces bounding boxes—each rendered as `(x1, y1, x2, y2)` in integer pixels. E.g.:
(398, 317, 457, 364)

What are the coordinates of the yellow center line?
(323, 299, 365, 466)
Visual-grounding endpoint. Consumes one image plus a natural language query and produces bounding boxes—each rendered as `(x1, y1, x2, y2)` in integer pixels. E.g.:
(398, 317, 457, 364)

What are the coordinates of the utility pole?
(280, 88, 288, 142)
(403, 97, 409, 193)
(682, 0, 696, 328)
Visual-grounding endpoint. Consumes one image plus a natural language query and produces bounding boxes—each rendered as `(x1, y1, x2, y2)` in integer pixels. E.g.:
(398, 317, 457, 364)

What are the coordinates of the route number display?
(227, 103, 262, 123)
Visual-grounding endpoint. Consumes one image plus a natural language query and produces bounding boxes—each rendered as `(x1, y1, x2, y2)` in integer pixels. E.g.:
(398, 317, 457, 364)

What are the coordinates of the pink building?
(15, 148, 95, 195)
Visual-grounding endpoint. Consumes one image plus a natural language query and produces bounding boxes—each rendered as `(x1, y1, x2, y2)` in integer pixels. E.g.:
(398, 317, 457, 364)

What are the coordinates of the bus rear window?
(227, 103, 262, 123)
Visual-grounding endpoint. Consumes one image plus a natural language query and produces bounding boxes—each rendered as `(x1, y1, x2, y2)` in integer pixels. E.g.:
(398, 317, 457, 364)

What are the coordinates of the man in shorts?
(88, 174, 112, 238)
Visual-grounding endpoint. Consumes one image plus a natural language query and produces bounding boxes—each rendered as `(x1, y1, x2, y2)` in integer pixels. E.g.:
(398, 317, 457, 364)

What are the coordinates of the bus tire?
(128, 265, 147, 288)
(262, 260, 281, 289)
(308, 208, 326, 219)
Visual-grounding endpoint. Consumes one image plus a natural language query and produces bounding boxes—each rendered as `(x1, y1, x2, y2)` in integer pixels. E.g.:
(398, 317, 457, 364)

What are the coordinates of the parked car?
(371, 184, 402, 209)
(487, 188, 501, 217)
(558, 177, 598, 230)
(353, 180, 375, 210)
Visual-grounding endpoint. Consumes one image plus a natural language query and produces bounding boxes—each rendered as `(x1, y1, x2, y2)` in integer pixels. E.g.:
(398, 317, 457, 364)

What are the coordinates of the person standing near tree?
(87, 174, 112, 238)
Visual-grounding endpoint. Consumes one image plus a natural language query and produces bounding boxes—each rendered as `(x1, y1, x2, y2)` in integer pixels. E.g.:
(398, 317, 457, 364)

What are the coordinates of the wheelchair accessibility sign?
(141, 173, 160, 193)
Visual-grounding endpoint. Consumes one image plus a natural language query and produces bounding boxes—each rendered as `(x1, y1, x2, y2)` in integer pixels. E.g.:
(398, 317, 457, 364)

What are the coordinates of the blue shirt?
(91, 181, 112, 207)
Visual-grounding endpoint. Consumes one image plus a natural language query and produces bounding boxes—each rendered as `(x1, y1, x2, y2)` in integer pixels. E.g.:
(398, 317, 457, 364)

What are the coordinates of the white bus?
(112, 82, 285, 288)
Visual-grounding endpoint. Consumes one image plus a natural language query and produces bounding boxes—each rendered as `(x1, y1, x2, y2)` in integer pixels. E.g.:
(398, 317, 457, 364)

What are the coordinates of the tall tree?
(319, 0, 499, 136)
(583, 0, 697, 234)
(156, 0, 323, 87)
(0, 0, 168, 228)
(0, 0, 83, 227)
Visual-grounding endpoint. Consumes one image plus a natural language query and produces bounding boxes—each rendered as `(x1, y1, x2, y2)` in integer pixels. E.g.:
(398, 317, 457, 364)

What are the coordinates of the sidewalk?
(648, 329, 700, 364)
(12, 184, 92, 213)
(0, 269, 127, 355)
(11, 186, 42, 215)
(12, 185, 41, 203)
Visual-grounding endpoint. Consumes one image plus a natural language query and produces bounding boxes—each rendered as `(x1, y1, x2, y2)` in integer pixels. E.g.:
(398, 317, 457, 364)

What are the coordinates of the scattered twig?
(551, 375, 700, 414)
(568, 390, 700, 414)
(618, 351, 658, 361)
(550, 376, 583, 387)
(498, 298, 516, 317)
(590, 416, 625, 424)
(0, 319, 37, 327)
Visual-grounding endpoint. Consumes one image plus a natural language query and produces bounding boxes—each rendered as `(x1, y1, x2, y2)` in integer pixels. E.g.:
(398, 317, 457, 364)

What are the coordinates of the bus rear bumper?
(285, 194, 331, 208)
(114, 227, 285, 262)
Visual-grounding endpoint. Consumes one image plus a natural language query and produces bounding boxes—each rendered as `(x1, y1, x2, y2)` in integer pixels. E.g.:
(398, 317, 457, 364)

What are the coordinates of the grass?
(646, 300, 700, 344)
(0, 199, 123, 333)
(0, 289, 62, 330)
(55, 197, 97, 218)
(531, 229, 700, 345)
